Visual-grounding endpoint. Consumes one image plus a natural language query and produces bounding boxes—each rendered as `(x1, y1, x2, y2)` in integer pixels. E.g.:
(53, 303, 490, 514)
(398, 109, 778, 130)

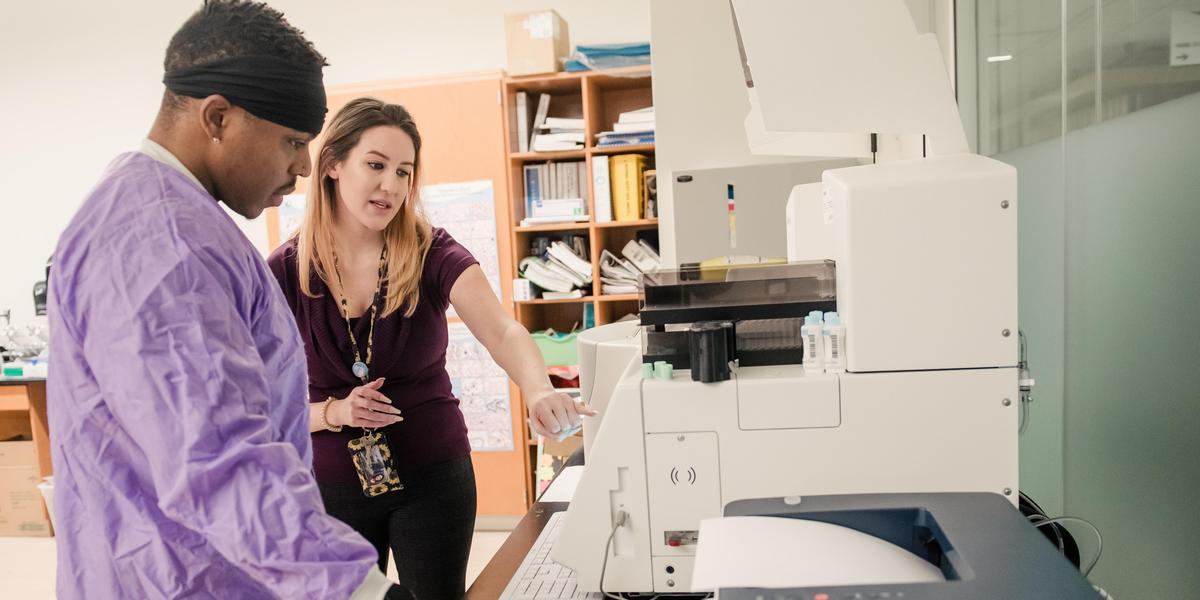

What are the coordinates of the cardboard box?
(0, 440, 52, 537)
(542, 431, 583, 459)
(535, 433, 583, 496)
(505, 10, 571, 77)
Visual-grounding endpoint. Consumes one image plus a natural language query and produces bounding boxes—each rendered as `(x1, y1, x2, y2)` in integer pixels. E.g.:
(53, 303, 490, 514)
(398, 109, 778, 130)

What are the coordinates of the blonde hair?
(297, 97, 432, 318)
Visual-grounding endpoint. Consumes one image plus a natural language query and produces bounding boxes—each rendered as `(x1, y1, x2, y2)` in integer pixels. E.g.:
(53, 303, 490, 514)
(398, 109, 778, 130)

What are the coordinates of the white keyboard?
(498, 512, 603, 600)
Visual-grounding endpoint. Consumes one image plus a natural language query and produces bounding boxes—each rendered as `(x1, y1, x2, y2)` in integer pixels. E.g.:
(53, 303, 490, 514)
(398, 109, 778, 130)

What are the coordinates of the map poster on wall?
(446, 322, 514, 452)
(419, 180, 502, 318)
(277, 193, 307, 243)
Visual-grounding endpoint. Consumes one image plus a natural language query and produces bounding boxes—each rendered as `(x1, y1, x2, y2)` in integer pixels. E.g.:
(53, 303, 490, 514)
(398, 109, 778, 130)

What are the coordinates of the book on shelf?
(535, 127, 585, 135)
(600, 283, 639, 295)
(595, 131, 655, 147)
(592, 155, 613, 223)
(523, 160, 589, 223)
(530, 92, 551, 148)
(526, 93, 585, 152)
(575, 162, 584, 199)
(534, 132, 585, 144)
(530, 197, 585, 219)
(516, 91, 532, 153)
(543, 117, 585, 130)
(532, 137, 584, 152)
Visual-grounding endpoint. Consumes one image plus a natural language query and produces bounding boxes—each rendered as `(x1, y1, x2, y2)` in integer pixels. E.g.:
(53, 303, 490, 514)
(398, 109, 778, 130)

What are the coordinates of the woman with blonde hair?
(268, 97, 591, 599)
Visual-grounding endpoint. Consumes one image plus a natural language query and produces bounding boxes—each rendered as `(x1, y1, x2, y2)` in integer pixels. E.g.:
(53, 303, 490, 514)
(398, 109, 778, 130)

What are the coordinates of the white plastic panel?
(737, 366, 840, 430)
(732, 0, 968, 157)
(653, 556, 695, 593)
(786, 182, 834, 263)
(646, 432, 721, 557)
(561, 363, 1018, 594)
(668, 160, 857, 264)
(576, 321, 642, 457)
(827, 154, 1018, 372)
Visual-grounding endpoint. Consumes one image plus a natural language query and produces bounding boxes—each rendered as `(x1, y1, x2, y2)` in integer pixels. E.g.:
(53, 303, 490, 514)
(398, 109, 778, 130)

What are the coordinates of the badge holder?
(348, 431, 404, 497)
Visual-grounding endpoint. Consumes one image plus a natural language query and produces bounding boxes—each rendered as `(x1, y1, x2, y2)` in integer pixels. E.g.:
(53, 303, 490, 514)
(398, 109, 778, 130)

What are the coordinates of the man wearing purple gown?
(47, 2, 412, 598)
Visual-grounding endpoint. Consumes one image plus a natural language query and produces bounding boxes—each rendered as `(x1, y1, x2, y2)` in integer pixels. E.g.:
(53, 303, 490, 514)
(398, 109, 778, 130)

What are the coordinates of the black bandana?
(163, 55, 327, 135)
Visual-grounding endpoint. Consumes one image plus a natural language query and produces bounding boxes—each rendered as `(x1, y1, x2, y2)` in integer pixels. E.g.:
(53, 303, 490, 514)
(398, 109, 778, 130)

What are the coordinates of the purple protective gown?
(47, 152, 377, 598)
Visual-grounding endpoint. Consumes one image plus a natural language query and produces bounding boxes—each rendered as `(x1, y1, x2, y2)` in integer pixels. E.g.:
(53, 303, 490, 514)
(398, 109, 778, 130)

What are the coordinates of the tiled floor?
(0, 530, 510, 598)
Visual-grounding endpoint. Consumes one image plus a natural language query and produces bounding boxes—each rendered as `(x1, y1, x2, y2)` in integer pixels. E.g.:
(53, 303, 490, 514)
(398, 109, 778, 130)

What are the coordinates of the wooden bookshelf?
(500, 66, 658, 504)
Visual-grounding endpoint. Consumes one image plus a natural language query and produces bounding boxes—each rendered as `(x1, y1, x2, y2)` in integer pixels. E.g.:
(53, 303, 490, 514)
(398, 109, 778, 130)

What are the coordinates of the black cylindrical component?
(689, 321, 733, 383)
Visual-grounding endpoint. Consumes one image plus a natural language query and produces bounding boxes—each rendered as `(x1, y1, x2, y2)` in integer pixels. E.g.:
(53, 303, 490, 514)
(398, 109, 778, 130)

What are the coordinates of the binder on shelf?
(621, 239, 661, 273)
(522, 164, 538, 217)
(548, 241, 593, 281)
(592, 155, 613, 222)
(578, 162, 589, 205)
(610, 154, 647, 221)
(519, 257, 576, 293)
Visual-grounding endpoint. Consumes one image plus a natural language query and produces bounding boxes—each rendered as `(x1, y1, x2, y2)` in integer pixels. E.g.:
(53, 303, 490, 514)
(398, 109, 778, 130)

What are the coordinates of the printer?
(543, 1, 1098, 598)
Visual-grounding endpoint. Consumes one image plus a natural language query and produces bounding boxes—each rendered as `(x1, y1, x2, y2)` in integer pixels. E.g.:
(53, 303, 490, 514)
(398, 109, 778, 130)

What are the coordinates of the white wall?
(0, 0, 650, 327)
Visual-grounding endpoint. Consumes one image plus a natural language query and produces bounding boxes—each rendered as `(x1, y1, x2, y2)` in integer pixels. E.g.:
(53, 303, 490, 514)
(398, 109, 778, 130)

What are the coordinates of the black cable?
(1033, 517, 1103, 576)
(597, 510, 713, 600)
(1020, 491, 1080, 568)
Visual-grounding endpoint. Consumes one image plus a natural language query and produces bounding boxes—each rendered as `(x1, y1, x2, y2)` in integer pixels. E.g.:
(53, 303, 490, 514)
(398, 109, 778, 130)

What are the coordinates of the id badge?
(347, 431, 404, 497)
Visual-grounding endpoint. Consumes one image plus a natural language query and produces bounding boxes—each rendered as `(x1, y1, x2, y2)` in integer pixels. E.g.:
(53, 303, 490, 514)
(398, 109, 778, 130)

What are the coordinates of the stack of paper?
(691, 516, 946, 591)
(529, 93, 585, 152)
(600, 251, 640, 295)
(597, 106, 655, 147)
(617, 106, 654, 130)
(599, 240, 660, 295)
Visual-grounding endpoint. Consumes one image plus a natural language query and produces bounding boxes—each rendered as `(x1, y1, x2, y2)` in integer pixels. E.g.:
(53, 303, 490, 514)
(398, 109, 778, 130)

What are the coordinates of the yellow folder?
(610, 154, 646, 221)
